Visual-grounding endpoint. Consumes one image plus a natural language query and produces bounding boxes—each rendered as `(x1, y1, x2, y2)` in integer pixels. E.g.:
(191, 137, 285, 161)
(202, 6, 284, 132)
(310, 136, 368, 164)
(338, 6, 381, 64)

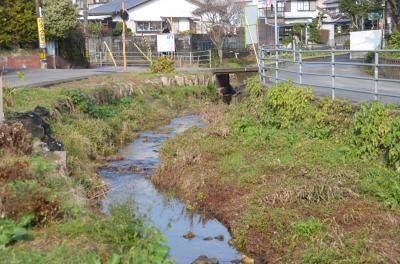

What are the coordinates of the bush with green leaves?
(265, 81, 314, 128)
(150, 57, 175, 74)
(65, 90, 116, 119)
(351, 102, 390, 156)
(384, 118, 400, 171)
(246, 76, 263, 98)
(388, 32, 400, 49)
(0, 214, 34, 248)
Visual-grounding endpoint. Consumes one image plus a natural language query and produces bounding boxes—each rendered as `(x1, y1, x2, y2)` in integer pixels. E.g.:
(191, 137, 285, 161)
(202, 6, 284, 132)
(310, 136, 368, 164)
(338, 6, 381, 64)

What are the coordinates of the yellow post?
(133, 42, 153, 63)
(104, 42, 118, 69)
(244, 15, 260, 67)
(122, 0, 127, 71)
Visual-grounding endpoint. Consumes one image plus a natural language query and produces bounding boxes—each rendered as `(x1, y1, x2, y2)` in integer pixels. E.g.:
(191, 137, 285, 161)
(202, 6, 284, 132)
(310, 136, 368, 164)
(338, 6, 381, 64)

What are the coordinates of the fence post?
(99, 50, 103, 67)
(189, 52, 193, 65)
(0, 75, 4, 123)
(331, 48, 336, 100)
(374, 51, 379, 100)
(275, 49, 279, 83)
(260, 49, 265, 84)
(299, 50, 303, 85)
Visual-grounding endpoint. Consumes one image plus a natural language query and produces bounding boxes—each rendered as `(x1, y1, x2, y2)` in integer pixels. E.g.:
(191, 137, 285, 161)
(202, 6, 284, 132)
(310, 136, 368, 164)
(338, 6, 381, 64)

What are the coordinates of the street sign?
(157, 34, 175, 52)
(37, 17, 46, 48)
(120, 9, 129, 21)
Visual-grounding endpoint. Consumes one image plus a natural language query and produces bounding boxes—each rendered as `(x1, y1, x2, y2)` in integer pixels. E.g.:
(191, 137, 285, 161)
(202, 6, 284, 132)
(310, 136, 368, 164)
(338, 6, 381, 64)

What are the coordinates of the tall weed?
(265, 82, 314, 128)
(351, 102, 390, 156)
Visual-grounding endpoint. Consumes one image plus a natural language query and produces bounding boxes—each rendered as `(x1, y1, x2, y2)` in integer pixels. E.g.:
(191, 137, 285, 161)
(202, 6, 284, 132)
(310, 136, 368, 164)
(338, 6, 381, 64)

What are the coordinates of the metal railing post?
(189, 52, 193, 65)
(374, 51, 379, 100)
(275, 49, 279, 83)
(262, 49, 266, 84)
(209, 49, 212, 68)
(299, 50, 303, 85)
(331, 48, 336, 100)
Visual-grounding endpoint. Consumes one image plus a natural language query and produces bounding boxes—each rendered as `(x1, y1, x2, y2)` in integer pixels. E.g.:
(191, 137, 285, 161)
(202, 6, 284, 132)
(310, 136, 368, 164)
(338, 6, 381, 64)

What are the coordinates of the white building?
(88, 0, 203, 35)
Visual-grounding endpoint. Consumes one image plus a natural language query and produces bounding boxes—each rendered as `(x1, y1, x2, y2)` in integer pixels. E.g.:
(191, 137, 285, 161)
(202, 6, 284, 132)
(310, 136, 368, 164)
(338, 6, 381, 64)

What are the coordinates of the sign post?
(35, 0, 47, 69)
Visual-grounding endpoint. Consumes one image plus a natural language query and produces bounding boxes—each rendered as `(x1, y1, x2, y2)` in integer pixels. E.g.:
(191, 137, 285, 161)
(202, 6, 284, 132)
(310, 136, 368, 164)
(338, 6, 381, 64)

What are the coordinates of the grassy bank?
(0, 72, 217, 263)
(153, 79, 400, 263)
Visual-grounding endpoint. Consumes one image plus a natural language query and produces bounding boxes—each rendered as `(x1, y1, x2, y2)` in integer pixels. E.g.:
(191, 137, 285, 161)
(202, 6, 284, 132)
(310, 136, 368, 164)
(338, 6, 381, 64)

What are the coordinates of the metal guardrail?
(259, 47, 400, 101)
(90, 50, 212, 68)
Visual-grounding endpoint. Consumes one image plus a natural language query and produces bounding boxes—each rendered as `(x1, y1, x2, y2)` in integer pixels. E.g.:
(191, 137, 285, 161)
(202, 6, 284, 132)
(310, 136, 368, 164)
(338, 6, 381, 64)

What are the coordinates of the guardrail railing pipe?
(331, 49, 336, 100)
(275, 49, 279, 83)
(299, 50, 303, 85)
(260, 49, 266, 84)
(374, 51, 379, 100)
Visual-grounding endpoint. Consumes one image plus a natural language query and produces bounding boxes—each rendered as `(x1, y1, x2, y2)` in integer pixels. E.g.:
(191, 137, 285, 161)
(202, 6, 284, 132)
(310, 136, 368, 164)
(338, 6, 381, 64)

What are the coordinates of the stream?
(100, 115, 241, 263)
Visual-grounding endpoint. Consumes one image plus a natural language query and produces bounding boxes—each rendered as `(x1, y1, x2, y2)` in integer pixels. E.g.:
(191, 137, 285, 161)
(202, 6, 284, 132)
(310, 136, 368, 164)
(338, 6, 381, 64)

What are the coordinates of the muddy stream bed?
(100, 115, 242, 263)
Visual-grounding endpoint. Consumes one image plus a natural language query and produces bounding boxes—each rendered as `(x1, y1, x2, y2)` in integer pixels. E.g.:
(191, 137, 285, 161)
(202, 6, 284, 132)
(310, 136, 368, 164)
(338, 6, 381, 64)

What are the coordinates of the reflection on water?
(100, 115, 241, 263)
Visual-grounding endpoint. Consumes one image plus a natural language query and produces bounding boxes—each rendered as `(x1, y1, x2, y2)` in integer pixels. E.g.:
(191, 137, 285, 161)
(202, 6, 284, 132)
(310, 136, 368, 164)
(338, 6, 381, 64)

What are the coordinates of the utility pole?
(83, 0, 89, 67)
(122, 0, 127, 72)
(381, 0, 386, 49)
(35, 0, 48, 69)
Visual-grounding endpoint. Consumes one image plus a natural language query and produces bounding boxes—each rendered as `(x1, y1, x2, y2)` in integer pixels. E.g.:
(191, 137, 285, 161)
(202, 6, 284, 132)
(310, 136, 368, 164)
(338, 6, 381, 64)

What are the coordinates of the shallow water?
(100, 115, 241, 263)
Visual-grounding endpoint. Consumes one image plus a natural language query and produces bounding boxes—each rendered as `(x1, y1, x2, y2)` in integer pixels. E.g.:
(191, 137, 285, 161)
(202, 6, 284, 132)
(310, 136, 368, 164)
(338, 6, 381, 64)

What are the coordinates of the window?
(136, 21, 162, 33)
(297, 1, 316, 11)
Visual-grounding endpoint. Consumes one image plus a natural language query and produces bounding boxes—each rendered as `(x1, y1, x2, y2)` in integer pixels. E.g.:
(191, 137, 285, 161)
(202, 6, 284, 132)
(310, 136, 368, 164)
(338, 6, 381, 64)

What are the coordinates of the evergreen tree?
(42, 0, 78, 40)
(0, 0, 37, 48)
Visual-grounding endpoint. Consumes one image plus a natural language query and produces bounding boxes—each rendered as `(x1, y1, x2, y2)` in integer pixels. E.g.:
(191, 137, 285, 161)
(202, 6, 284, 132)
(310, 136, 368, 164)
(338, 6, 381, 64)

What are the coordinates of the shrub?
(308, 98, 355, 139)
(387, 32, 400, 58)
(351, 102, 390, 156)
(0, 158, 32, 182)
(150, 57, 175, 74)
(246, 76, 263, 98)
(202, 83, 219, 102)
(388, 32, 400, 49)
(0, 214, 34, 248)
(265, 81, 314, 128)
(3, 183, 62, 225)
(384, 117, 400, 171)
(0, 123, 32, 155)
(65, 90, 116, 119)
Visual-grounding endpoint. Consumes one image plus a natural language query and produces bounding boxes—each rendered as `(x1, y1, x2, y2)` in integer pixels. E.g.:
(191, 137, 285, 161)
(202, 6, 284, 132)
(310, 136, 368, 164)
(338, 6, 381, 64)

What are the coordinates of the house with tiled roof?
(88, 0, 204, 35)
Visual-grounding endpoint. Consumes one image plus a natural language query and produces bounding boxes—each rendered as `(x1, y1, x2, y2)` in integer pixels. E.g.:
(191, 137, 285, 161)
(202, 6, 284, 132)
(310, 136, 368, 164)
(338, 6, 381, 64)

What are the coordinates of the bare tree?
(191, 0, 243, 64)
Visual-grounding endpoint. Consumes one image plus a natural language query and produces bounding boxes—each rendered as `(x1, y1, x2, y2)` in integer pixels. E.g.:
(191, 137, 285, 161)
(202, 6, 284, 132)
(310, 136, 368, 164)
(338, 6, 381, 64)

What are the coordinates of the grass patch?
(1, 72, 217, 262)
(154, 80, 400, 262)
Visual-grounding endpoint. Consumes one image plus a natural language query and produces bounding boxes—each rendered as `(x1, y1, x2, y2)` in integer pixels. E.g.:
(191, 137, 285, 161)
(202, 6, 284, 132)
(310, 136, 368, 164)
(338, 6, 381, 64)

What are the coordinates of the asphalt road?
(3, 57, 400, 104)
(266, 55, 400, 104)
(2, 66, 148, 88)
(2, 66, 214, 88)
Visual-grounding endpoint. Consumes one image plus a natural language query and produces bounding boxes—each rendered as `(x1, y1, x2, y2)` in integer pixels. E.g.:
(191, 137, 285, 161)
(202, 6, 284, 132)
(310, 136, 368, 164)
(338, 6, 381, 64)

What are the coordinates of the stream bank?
(100, 115, 242, 263)
(1, 73, 228, 263)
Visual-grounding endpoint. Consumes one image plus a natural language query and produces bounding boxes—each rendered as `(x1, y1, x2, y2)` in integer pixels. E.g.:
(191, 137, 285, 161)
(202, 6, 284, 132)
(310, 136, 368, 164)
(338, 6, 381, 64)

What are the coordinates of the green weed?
(291, 217, 324, 240)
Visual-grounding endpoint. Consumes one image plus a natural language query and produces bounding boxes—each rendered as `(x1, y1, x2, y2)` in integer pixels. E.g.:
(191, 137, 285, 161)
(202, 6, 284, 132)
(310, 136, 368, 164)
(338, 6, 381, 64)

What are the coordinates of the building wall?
(127, 0, 197, 21)
(117, 0, 199, 35)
